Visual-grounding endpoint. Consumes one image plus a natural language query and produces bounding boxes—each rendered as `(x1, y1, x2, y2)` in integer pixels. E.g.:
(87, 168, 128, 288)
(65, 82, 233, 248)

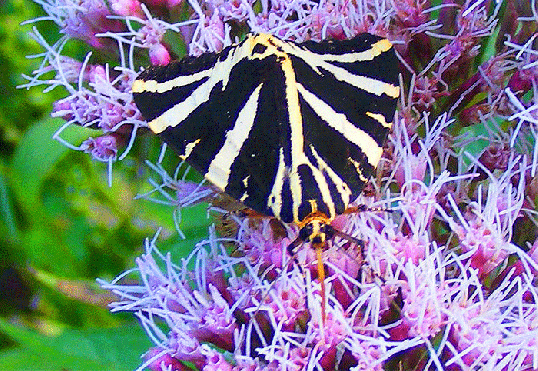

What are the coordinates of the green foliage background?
(0, 0, 211, 369)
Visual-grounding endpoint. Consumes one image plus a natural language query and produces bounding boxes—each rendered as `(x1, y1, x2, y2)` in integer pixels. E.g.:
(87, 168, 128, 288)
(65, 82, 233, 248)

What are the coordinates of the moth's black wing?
(288, 33, 400, 221)
(132, 34, 400, 224)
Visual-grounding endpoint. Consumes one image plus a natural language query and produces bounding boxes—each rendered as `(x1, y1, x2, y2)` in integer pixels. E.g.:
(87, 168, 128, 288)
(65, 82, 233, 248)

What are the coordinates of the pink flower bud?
(149, 43, 171, 66)
(110, 0, 143, 17)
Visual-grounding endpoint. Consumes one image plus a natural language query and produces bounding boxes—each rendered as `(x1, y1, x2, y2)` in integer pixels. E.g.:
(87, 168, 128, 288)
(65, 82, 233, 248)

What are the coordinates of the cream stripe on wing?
(320, 64, 399, 98)
(308, 145, 352, 209)
(318, 39, 394, 63)
(145, 49, 242, 134)
(280, 40, 400, 98)
(366, 111, 392, 128)
(297, 83, 384, 167)
(146, 77, 215, 134)
(205, 83, 263, 190)
(267, 147, 286, 220)
(132, 68, 212, 94)
(132, 45, 242, 95)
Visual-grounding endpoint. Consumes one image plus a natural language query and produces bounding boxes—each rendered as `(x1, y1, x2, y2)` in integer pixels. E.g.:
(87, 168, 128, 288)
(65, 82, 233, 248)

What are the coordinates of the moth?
(133, 32, 400, 320)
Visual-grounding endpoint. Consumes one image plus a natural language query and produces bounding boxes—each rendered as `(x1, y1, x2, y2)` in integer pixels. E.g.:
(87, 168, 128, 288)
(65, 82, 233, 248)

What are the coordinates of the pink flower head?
(310, 2, 348, 40)
(143, 347, 190, 371)
(188, 285, 237, 351)
(192, 10, 226, 54)
(348, 338, 385, 371)
(455, 217, 510, 278)
(393, 0, 430, 29)
(214, 0, 253, 22)
(52, 69, 139, 132)
(138, 21, 172, 66)
(149, 43, 172, 66)
(168, 331, 204, 366)
(53, 93, 100, 125)
(81, 135, 118, 162)
(39, 0, 125, 49)
(400, 265, 449, 339)
(260, 273, 307, 328)
(110, 0, 143, 17)
(238, 218, 288, 269)
(200, 345, 234, 371)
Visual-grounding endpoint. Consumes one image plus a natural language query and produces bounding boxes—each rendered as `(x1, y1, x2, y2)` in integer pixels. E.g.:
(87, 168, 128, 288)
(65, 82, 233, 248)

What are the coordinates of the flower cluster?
(23, 0, 538, 369)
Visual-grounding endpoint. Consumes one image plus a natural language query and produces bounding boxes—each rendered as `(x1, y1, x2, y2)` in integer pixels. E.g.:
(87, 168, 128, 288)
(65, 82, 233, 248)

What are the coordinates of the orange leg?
(342, 204, 393, 214)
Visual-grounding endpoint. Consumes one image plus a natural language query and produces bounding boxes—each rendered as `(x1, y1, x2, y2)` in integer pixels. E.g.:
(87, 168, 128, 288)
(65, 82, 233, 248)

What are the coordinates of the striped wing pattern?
(132, 33, 400, 224)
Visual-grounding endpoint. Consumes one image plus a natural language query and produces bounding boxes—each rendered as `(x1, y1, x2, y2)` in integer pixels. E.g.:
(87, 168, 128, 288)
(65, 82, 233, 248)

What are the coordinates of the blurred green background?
(0, 0, 210, 369)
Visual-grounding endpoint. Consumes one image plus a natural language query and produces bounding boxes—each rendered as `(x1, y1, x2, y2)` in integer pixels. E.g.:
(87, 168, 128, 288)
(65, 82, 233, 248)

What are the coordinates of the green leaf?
(0, 319, 151, 371)
(457, 122, 490, 168)
(10, 117, 97, 211)
(0, 169, 18, 240)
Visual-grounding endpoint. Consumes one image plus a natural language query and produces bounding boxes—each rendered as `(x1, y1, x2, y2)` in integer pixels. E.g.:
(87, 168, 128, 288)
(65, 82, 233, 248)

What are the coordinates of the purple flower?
(148, 43, 171, 66)
(111, 0, 143, 17)
(206, 0, 253, 22)
(30, 0, 123, 50)
(257, 273, 307, 328)
(445, 268, 538, 369)
(393, 0, 430, 30)
(80, 135, 118, 162)
(200, 346, 234, 371)
(143, 347, 189, 371)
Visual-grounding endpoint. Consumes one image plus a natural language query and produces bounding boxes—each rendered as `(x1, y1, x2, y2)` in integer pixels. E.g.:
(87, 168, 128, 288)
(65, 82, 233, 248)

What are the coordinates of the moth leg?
(342, 204, 395, 214)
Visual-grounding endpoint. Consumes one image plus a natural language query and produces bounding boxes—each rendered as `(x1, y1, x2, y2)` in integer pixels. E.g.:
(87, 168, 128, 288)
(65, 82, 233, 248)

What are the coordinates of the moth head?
(298, 219, 335, 248)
